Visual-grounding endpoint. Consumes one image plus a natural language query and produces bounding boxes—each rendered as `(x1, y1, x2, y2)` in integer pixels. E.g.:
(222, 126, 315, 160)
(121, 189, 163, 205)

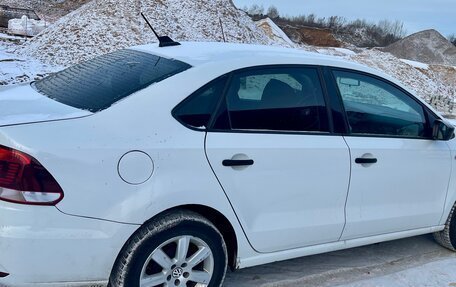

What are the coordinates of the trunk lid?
(0, 84, 91, 127)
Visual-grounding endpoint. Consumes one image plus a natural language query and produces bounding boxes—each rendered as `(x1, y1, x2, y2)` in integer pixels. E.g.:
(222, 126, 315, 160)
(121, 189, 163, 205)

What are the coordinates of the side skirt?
(238, 226, 445, 269)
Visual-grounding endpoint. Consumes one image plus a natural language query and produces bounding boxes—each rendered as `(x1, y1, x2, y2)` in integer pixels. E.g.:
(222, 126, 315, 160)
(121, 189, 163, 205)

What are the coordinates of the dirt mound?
(429, 65, 456, 87)
(21, 0, 272, 66)
(285, 26, 340, 47)
(383, 29, 456, 66)
(273, 19, 341, 47)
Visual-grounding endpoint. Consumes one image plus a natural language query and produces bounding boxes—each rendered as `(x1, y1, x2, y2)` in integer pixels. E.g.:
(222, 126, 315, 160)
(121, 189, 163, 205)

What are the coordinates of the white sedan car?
(0, 42, 455, 287)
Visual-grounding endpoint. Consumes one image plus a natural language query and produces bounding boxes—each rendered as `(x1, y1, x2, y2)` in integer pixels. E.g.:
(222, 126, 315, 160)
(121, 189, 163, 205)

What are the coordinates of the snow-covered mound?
(0, 45, 60, 86)
(21, 0, 272, 66)
(317, 46, 456, 115)
(256, 17, 295, 48)
(383, 29, 456, 66)
(399, 59, 429, 70)
(350, 49, 455, 114)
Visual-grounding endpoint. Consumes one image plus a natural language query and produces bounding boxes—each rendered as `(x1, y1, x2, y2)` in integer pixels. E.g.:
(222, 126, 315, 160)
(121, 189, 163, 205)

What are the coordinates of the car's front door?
(205, 67, 351, 253)
(331, 70, 452, 240)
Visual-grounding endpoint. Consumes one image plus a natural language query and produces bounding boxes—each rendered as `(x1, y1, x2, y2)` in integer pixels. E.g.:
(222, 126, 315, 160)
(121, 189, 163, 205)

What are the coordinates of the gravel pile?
(383, 29, 456, 66)
(20, 0, 272, 66)
(317, 47, 456, 115)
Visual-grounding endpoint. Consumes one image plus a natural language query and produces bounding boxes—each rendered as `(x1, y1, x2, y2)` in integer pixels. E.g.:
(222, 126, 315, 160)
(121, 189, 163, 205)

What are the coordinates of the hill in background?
(383, 29, 456, 66)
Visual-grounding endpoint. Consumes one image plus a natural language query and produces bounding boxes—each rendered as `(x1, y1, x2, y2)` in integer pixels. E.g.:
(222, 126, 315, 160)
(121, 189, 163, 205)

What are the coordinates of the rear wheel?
(110, 210, 228, 287)
(434, 203, 456, 251)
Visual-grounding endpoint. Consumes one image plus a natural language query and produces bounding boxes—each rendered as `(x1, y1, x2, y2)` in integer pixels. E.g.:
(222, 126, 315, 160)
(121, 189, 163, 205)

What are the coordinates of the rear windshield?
(32, 49, 191, 112)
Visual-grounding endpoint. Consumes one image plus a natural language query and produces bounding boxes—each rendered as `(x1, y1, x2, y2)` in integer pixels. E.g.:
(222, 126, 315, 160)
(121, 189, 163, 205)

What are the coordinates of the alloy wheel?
(140, 235, 214, 287)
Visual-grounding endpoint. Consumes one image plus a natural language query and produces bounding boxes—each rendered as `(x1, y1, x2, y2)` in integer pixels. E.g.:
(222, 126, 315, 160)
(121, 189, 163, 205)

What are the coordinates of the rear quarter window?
(32, 49, 191, 112)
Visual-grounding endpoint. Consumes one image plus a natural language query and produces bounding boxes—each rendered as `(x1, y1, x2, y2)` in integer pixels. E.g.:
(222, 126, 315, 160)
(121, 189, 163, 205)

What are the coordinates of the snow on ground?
(0, 40, 61, 85)
(256, 17, 296, 48)
(224, 235, 456, 287)
(349, 49, 455, 114)
(336, 259, 456, 287)
(400, 59, 430, 70)
(317, 47, 359, 57)
(316, 47, 455, 115)
(0, 32, 26, 42)
(334, 47, 357, 56)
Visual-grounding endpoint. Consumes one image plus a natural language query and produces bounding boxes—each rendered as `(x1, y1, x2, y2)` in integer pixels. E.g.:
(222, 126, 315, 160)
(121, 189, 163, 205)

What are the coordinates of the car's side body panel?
(341, 136, 452, 240)
(205, 132, 350, 253)
(440, 139, 456, 224)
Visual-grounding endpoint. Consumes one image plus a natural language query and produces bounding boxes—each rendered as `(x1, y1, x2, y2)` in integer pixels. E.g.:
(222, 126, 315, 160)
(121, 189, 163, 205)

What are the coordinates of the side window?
(173, 76, 226, 130)
(333, 70, 428, 138)
(222, 67, 329, 132)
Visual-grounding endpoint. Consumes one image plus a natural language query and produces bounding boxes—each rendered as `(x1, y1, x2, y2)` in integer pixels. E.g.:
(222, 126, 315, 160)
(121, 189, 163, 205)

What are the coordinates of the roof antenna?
(219, 18, 226, 43)
(141, 12, 181, 47)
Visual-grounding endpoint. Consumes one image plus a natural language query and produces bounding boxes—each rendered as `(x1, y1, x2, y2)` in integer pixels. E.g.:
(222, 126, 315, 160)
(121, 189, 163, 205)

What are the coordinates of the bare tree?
(266, 5, 279, 19)
(449, 34, 456, 46)
(280, 13, 407, 47)
(328, 16, 346, 30)
(247, 4, 264, 16)
(378, 19, 407, 38)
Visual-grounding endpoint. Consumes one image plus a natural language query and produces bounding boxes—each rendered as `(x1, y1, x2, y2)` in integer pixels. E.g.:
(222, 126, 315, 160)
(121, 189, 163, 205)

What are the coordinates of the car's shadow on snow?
(224, 235, 456, 287)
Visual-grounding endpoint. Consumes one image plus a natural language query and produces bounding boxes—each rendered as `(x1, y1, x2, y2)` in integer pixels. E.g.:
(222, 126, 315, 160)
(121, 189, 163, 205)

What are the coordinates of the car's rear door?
(204, 66, 351, 253)
(329, 69, 452, 240)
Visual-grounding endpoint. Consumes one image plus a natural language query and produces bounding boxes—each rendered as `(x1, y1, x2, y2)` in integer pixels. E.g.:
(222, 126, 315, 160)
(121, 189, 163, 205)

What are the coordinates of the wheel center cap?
(172, 267, 183, 278)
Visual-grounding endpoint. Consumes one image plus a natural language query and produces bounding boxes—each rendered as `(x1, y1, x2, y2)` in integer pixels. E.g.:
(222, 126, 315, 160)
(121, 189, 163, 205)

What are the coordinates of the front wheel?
(110, 210, 228, 287)
(434, 203, 456, 251)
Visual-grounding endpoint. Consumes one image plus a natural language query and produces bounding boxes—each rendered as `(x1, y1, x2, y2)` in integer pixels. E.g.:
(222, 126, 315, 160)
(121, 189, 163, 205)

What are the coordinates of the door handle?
(355, 158, 377, 164)
(222, 159, 254, 167)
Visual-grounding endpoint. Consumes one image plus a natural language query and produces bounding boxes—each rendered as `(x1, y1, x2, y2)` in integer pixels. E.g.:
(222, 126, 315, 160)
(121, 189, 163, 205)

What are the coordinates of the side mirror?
(432, 119, 455, 141)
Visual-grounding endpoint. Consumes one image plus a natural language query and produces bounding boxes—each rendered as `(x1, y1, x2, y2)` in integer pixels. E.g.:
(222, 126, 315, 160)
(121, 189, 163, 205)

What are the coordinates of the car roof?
(131, 41, 375, 74)
(130, 41, 440, 115)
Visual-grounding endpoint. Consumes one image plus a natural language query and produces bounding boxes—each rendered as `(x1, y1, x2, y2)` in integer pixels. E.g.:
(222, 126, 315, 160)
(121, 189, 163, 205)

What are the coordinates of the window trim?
(329, 67, 437, 140)
(172, 64, 442, 140)
(207, 64, 335, 136)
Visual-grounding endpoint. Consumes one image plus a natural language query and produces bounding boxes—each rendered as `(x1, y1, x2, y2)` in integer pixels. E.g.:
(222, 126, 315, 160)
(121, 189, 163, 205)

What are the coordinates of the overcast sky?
(233, 0, 455, 37)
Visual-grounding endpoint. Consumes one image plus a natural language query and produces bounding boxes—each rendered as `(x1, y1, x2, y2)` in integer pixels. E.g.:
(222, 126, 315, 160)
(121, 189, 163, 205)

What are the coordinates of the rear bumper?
(0, 201, 139, 287)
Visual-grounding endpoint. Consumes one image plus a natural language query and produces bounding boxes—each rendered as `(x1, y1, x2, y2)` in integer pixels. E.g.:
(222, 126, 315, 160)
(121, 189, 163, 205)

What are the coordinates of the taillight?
(0, 145, 63, 205)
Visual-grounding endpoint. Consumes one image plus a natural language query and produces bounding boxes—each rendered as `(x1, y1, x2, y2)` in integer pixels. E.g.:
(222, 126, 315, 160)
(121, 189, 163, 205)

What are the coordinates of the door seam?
(339, 135, 353, 241)
(203, 132, 261, 253)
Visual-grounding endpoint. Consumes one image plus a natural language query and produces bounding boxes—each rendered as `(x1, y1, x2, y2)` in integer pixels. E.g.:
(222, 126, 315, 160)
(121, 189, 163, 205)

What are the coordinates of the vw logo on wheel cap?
(172, 267, 183, 278)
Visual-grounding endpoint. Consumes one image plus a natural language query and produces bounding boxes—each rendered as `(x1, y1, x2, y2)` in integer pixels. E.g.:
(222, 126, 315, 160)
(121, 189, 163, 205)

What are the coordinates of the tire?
(434, 202, 456, 251)
(110, 210, 228, 287)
